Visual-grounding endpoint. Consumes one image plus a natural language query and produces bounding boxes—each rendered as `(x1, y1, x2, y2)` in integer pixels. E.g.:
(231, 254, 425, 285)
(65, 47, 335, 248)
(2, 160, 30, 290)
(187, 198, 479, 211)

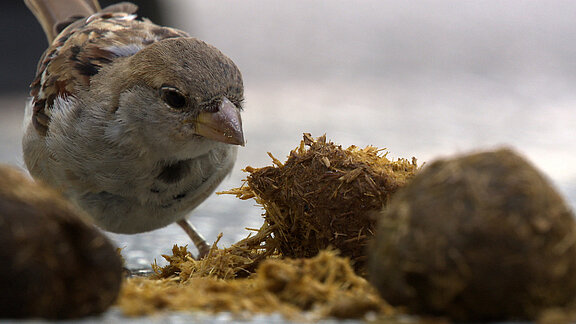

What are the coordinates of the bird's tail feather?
(24, 0, 101, 43)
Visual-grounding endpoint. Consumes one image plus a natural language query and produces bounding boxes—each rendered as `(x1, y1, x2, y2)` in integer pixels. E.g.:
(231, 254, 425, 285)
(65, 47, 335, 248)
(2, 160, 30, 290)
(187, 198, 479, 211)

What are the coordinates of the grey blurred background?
(1, 0, 575, 268)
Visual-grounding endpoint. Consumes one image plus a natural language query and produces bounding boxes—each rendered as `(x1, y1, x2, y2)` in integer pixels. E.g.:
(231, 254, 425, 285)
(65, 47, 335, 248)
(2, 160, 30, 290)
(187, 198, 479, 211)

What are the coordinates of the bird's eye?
(160, 86, 187, 109)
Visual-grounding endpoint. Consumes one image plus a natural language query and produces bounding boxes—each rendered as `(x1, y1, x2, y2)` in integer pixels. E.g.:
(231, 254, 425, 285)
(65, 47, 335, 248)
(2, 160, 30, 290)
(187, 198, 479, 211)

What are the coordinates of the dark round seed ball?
(369, 148, 576, 321)
(0, 165, 123, 319)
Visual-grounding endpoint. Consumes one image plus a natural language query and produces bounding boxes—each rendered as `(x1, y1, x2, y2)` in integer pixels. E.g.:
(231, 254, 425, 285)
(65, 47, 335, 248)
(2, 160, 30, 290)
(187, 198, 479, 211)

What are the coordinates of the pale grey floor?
(1, 1, 575, 322)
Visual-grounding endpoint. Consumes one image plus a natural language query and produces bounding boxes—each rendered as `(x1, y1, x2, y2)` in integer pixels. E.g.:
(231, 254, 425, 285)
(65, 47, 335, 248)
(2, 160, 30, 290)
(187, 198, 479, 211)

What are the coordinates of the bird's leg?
(176, 219, 211, 259)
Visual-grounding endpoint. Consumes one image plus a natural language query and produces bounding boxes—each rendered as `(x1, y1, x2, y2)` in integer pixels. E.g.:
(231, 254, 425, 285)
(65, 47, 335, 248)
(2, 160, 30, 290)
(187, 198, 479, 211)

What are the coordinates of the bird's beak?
(195, 97, 245, 146)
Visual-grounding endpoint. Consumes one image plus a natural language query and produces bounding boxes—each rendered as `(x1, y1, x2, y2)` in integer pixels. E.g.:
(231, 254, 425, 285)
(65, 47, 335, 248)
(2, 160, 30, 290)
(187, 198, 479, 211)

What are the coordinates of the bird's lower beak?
(195, 97, 245, 146)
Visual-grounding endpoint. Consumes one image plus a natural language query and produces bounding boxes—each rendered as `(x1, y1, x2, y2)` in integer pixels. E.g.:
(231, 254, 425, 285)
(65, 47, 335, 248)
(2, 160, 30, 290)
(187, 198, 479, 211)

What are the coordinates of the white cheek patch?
(105, 43, 144, 57)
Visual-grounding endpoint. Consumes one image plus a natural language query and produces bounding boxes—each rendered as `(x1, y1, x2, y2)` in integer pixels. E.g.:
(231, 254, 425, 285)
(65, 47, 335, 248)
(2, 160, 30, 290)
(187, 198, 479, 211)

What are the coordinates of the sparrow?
(22, 0, 245, 258)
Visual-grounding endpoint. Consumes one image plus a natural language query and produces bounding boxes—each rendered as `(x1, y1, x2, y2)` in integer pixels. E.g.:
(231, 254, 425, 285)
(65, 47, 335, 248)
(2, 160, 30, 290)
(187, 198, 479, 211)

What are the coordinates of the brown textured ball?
(244, 134, 418, 274)
(369, 148, 576, 321)
(0, 165, 123, 319)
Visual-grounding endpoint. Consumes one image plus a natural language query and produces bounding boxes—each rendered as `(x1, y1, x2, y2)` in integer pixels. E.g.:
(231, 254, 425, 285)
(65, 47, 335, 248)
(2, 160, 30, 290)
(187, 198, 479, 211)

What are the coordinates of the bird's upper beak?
(194, 97, 245, 146)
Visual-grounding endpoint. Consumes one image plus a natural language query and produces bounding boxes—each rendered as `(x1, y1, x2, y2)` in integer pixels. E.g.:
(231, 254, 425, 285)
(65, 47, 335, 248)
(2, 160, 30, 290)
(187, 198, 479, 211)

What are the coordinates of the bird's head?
(106, 37, 244, 157)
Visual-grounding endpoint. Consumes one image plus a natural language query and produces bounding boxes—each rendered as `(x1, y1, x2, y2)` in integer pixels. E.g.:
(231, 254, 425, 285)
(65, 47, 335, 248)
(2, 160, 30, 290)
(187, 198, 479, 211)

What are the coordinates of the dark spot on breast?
(157, 159, 191, 184)
(150, 188, 160, 193)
